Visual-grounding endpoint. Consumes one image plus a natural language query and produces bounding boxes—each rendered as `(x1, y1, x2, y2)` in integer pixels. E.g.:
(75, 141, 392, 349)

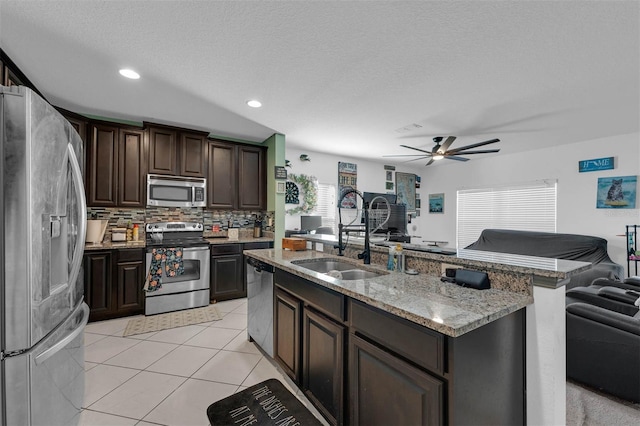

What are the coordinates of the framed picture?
(385, 181, 394, 191)
(428, 193, 444, 213)
(395, 172, 416, 212)
(276, 181, 286, 194)
(596, 175, 637, 208)
(338, 162, 358, 208)
(386, 171, 393, 181)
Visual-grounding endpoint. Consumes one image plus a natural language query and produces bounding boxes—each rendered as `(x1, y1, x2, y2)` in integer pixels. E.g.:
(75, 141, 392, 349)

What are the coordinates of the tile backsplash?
(88, 207, 274, 242)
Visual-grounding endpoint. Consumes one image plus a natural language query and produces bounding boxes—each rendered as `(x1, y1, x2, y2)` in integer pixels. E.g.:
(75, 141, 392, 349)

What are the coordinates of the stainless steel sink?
(292, 259, 386, 280)
(338, 270, 382, 280)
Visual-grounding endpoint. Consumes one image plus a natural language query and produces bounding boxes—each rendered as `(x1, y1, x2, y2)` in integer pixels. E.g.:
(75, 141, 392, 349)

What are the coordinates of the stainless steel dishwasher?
(246, 257, 275, 357)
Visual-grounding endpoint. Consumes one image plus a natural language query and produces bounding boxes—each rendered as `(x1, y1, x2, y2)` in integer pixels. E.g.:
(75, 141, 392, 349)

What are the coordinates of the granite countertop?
(206, 236, 274, 245)
(244, 248, 534, 337)
(295, 234, 591, 280)
(84, 241, 146, 251)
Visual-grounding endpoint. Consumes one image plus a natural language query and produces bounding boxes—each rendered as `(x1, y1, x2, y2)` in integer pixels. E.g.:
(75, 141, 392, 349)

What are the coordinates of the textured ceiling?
(1, 1, 638, 165)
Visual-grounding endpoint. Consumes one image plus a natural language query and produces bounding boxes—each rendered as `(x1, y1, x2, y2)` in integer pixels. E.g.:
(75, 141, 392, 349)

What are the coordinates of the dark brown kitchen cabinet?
(114, 249, 145, 316)
(180, 132, 208, 177)
(86, 122, 145, 207)
(147, 125, 178, 175)
(83, 249, 144, 322)
(274, 287, 302, 383)
(349, 333, 443, 426)
(210, 244, 244, 301)
(207, 140, 266, 210)
(303, 308, 345, 426)
(83, 251, 113, 322)
(87, 123, 119, 206)
(238, 145, 266, 210)
(118, 128, 146, 207)
(147, 124, 208, 177)
(207, 140, 237, 209)
(274, 270, 346, 424)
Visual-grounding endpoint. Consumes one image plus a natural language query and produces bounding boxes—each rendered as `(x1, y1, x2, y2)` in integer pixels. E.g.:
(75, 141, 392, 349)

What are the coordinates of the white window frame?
(457, 179, 557, 249)
(314, 182, 337, 233)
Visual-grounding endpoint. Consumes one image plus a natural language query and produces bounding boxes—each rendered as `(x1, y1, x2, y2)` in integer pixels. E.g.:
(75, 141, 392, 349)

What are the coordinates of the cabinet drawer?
(349, 299, 444, 375)
(275, 269, 345, 322)
(243, 241, 273, 250)
(210, 244, 242, 255)
(117, 248, 143, 262)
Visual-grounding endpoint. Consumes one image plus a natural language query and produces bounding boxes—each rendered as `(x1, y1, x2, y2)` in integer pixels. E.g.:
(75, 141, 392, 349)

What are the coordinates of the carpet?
(123, 305, 223, 337)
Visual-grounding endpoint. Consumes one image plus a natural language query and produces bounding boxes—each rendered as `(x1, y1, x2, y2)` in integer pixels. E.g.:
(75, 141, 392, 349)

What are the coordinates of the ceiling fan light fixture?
(433, 154, 444, 160)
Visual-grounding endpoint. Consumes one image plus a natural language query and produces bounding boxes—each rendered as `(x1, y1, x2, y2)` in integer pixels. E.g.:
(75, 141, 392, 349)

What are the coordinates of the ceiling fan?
(384, 136, 501, 166)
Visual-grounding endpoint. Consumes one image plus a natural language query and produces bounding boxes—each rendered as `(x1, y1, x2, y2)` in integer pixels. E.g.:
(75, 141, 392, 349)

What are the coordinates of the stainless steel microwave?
(147, 174, 207, 208)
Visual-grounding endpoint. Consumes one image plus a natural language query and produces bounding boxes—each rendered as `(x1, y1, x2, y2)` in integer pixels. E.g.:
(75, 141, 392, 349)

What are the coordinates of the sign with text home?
(579, 157, 614, 173)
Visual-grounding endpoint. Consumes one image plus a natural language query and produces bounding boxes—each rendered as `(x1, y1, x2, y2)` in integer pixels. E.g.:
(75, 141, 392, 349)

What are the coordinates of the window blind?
(457, 180, 557, 248)
(315, 183, 336, 232)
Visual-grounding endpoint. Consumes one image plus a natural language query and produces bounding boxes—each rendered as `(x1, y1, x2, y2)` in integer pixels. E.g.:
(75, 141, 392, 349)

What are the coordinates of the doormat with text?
(123, 305, 223, 337)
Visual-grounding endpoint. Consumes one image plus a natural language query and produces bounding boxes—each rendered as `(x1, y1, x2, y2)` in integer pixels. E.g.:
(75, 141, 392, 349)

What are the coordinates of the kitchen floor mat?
(122, 305, 223, 337)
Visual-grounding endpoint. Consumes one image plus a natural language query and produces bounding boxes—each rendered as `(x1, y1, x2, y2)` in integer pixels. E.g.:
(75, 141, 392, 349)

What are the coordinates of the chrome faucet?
(335, 189, 370, 264)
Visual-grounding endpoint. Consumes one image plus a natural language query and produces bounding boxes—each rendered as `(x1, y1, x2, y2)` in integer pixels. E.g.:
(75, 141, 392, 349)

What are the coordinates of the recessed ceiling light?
(247, 100, 262, 108)
(119, 69, 140, 79)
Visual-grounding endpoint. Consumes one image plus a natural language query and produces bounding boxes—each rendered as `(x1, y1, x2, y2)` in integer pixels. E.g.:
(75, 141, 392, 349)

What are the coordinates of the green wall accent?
(263, 133, 286, 249)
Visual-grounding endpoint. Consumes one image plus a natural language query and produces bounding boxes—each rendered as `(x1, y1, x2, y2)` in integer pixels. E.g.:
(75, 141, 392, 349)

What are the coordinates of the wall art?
(338, 162, 358, 208)
(428, 193, 444, 213)
(395, 172, 416, 213)
(596, 175, 637, 208)
(286, 174, 318, 214)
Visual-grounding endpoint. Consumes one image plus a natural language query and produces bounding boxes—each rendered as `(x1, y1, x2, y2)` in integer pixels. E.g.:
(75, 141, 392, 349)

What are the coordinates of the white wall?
(419, 132, 640, 275)
(284, 148, 423, 235)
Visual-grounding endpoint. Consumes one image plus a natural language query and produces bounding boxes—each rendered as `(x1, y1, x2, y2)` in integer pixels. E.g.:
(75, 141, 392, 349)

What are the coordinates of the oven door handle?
(182, 246, 210, 252)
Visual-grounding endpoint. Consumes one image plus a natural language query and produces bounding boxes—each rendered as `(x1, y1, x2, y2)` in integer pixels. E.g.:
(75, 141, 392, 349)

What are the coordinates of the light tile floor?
(80, 298, 329, 426)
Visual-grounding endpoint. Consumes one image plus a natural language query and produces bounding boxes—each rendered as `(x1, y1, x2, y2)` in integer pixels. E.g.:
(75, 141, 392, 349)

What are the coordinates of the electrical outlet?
(441, 263, 463, 276)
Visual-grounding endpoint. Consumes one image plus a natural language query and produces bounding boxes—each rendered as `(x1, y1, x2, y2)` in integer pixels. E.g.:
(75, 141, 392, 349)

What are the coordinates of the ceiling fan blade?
(382, 154, 431, 158)
(438, 136, 456, 153)
(446, 138, 500, 154)
(446, 149, 500, 155)
(400, 144, 433, 154)
(444, 155, 470, 162)
(425, 158, 435, 166)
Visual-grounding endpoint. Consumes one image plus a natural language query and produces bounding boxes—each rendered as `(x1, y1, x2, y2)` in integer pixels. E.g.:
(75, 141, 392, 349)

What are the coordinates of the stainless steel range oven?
(145, 222, 210, 315)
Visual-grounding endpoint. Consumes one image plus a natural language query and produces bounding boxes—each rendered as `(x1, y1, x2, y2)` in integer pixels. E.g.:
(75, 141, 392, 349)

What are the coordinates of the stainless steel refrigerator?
(1, 86, 88, 425)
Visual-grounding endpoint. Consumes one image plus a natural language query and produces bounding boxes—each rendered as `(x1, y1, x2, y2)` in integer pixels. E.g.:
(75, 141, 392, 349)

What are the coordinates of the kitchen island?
(245, 245, 590, 425)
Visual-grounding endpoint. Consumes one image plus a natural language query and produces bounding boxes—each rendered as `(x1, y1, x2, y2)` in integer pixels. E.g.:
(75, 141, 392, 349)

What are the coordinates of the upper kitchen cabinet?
(86, 121, 146, 207)
(238, 145, 266, 210)
(207, 140, 266, 210)
(146, 123, 208, 177)
(207, 140, 237, 209)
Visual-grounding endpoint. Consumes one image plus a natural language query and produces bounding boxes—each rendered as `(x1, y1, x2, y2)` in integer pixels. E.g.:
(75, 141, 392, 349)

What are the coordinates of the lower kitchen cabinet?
(274, 287, 302, 383)
(84, 248, 145, 322)
(210, 244, 244, 301)
(115, 249, 145, 315)
(83, 250, 113, 322)
(349, 333, 443, 426)
(270, 267, 525, 426)
(274, 270, 346, 425)
(303, 307, 345, 426)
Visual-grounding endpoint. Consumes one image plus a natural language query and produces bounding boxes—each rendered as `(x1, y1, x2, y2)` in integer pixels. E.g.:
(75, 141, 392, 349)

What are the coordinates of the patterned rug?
(123, 305, 223, 337)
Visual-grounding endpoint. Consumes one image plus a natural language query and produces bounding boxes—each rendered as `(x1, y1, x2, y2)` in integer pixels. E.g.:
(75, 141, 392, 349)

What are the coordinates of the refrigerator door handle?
(34, 302, 89, 365)
(67, 142, 87, 289)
